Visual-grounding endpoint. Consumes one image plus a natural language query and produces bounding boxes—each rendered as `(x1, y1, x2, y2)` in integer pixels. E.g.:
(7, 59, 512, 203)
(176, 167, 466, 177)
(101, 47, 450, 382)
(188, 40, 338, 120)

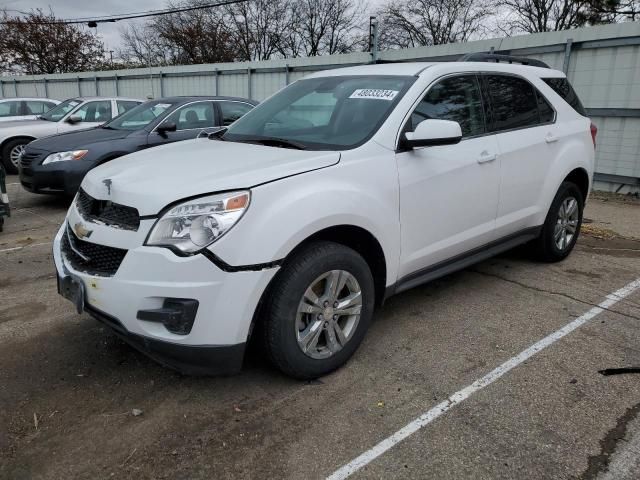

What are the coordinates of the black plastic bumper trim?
(201, 248, 283, 272)
(137, 298, 199, 335)
(85, 304, 245, 376)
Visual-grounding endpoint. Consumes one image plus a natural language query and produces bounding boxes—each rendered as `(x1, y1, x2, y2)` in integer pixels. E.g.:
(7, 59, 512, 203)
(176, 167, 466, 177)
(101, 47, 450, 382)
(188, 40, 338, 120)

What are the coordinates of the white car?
(54, 55, 595, 378)
(0, 98, 60, 123)
(0, 96, 142, 173)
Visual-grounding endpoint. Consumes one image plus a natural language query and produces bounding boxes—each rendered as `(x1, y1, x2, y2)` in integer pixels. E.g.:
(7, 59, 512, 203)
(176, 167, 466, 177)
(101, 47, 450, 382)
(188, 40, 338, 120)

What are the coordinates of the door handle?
(545, 133, 559, 143)
(477, 152, 497, 164)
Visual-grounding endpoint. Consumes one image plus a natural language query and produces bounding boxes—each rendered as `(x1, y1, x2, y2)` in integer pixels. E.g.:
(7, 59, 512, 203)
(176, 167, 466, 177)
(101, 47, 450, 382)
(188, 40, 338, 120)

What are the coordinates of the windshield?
(224, 75, 415, 150)
(40, 98, 82, 122)
(105, 101, 176, 131)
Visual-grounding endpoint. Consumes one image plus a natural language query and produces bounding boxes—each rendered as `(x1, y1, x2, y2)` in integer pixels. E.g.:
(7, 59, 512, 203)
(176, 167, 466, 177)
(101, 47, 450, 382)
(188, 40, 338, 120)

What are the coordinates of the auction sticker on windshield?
(349, 89, 399, 101)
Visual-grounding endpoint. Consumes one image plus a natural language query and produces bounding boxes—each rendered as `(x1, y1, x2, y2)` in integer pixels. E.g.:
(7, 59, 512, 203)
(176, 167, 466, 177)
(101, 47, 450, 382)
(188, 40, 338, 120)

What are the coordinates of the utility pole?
(109, 50, 114, 68)
(148, 51, 155, 99)
(369, 16, 379, 64)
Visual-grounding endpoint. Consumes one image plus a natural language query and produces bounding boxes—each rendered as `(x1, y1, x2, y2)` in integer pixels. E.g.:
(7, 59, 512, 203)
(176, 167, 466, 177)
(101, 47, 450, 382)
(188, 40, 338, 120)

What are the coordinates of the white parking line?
(327, 277, 640, 480)
(0, 242, 51, 253)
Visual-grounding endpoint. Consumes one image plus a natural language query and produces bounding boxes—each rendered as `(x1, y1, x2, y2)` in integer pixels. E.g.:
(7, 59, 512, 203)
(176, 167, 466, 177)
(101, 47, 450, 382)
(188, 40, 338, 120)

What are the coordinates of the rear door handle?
(477, 151, 497, 164)
(545, 133, 559, 143)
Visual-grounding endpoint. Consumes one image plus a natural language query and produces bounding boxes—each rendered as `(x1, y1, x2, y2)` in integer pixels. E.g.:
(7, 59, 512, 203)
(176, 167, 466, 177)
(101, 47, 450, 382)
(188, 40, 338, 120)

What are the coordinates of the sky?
(1, 0, 387, 52)
(0, 0, 191, 51)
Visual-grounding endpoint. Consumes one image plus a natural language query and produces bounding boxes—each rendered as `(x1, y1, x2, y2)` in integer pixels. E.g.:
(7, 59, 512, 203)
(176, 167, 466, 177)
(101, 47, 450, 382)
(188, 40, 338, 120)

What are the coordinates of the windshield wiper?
(101, 125, 115, 130)
(235, 136, 308, 150)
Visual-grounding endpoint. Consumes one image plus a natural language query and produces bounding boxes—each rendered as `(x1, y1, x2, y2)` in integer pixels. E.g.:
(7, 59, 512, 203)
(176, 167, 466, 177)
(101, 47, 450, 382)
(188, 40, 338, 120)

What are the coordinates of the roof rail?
(459, 52, 550, 69)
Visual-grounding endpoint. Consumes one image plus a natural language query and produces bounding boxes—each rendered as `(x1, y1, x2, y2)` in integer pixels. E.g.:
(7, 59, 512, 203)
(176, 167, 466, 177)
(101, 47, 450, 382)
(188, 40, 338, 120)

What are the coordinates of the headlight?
(42, 150, 88, 165)
(146, 191, 250, 254)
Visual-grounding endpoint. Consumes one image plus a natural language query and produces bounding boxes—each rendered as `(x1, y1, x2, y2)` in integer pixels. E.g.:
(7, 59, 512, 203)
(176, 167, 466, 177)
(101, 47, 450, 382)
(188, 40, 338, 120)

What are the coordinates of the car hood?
(0, 119, 58, 140)
(29, 127, 130, 151)
(82, 138, 340, 215)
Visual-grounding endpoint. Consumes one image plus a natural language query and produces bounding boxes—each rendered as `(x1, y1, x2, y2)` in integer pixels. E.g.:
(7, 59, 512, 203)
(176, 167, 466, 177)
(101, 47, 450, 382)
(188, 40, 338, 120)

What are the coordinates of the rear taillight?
(590, 122, 597, 149)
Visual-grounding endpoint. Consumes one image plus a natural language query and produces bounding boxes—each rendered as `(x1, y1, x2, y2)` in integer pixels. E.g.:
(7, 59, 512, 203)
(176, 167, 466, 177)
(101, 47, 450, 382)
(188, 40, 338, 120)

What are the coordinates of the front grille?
(76, 188, 140, 231)
(20, 150, 41, 174)
(61, 224, 128, 277)
(20, 151, 39, 168)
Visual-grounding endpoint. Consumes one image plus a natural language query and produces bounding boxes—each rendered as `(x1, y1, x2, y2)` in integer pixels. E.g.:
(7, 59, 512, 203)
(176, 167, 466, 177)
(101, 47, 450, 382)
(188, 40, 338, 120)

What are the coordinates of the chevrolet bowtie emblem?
(73, 222, 93, 240)
(103, 178, 112, 195)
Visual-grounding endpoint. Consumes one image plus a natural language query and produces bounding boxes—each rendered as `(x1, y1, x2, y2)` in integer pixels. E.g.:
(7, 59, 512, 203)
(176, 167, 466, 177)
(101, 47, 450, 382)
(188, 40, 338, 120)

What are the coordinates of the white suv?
(54, 56, 595, 379)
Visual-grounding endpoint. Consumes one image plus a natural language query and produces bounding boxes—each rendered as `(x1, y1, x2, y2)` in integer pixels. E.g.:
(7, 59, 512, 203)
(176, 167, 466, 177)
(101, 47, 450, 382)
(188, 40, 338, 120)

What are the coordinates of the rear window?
(542, 78, 587, 117)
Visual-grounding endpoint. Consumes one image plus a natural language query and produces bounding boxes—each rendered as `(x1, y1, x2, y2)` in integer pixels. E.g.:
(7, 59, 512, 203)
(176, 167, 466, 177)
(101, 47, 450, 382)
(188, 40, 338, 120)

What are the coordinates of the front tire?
(262, 241, 375, 379)
(2, 138, 29, 174)
(533, 181, 584, 262)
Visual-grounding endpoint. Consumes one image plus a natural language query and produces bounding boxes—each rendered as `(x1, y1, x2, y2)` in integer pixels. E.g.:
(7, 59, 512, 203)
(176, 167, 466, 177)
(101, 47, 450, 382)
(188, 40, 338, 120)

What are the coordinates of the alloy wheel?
(295, 270, 363, 360)
(10, 144, 25, 168)
(554, 196, 579, 251)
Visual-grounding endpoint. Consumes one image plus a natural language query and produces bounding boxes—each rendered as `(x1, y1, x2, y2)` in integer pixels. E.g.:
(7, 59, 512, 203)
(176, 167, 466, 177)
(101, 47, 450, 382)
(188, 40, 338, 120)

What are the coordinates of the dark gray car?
(19, 96, 256, 196)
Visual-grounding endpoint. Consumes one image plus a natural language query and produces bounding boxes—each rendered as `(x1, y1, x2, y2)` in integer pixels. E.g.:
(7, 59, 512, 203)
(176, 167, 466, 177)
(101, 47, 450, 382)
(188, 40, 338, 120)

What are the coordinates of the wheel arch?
(247, 224, 387, 342)
(1, 135, 37, 153)
(563, 167, 590, 202)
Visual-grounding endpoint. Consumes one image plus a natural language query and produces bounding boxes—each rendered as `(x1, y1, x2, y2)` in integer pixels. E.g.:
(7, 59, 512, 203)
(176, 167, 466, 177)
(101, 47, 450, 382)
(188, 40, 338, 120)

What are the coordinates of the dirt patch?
(590, 191, 640, 205)
(581, 224, 620, 240)
(0, 302, 48, 324)
(578, 236, 640, 259)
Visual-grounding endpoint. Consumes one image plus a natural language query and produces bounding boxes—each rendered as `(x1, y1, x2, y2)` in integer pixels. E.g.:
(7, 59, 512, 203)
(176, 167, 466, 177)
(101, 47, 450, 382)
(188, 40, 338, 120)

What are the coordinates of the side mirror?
(157, 121, 177, 136)
(66, 115, 82, 124)
(403, 119, 462, 149)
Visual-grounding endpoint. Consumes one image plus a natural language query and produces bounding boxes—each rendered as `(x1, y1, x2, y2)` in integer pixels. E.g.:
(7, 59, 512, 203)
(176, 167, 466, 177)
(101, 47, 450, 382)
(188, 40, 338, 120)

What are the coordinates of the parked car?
(54, 56, 595, 379)
(0, 96, 142, 173)
(0, 98, 60, 123)
(19, 96, 257, 196)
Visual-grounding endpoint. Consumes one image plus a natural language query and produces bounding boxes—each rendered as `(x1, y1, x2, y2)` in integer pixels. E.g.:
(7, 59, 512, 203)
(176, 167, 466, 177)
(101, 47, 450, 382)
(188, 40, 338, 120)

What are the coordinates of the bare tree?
(287, 0, 366, 56)
(119, 1, 237, 67)
(377, 0, 491, 49)
(494, 0, 640, 34)
(584, 0, 640, 22)
(0, 9, 105, 74)
(224, 0, 293, 61)
(495, 0, 596, 33)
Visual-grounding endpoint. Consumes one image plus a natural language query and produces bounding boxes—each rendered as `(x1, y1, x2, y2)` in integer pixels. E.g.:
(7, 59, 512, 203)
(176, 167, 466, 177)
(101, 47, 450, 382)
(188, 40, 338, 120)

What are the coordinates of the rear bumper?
(85, 303, 245, 376)
(20, 161, 94, 196)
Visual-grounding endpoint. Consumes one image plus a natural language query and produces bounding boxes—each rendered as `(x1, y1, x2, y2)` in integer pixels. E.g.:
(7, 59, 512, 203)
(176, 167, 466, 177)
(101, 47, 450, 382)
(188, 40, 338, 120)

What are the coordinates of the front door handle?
(545, 133, 559, 143)
(477, 151, 497, 164)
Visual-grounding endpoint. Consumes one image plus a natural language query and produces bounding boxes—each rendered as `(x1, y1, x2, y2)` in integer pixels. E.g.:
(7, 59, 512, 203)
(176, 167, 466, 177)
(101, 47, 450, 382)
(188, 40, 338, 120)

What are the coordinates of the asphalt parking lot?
(1, 175, 639, 480)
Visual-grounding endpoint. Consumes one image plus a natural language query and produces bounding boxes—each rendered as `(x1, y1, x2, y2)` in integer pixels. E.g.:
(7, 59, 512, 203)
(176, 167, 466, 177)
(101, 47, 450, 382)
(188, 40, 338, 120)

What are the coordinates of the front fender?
(210, 151, 401, 287)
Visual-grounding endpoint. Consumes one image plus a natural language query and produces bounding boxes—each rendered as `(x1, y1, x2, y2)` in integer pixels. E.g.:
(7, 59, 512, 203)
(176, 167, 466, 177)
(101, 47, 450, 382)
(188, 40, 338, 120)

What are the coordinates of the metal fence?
(1, 21, 639, 190)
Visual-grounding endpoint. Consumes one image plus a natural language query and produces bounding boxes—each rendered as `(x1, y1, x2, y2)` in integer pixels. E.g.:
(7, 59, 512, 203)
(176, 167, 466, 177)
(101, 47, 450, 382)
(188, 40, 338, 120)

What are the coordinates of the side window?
(486, 75, 539, 131)
(218, 101, 254, 126)
(117, 100, 141, 115)
(165, 102, 215, 130)
(537, 93, 555, 124)
(410, 75, 485, 137)
(25, 101, 51, 115)
(0, 100, 21, 117)
(72, 100, 113, 123)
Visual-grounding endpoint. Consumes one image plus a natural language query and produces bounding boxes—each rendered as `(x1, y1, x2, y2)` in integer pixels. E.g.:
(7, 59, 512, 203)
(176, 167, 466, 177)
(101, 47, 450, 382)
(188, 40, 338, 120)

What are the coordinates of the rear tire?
(262, 241, 375, 379)
(2, 138, 29, 174)
(532, 181, 584, 262)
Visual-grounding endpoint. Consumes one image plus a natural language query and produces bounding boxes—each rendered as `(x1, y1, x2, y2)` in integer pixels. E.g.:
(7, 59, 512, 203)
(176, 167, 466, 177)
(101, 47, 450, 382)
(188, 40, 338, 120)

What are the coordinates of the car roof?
(153, 96, 258, 105)
(69, 96, 143, 102)
(305, 61, 565, 79)
(0, 97, 60, 102)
